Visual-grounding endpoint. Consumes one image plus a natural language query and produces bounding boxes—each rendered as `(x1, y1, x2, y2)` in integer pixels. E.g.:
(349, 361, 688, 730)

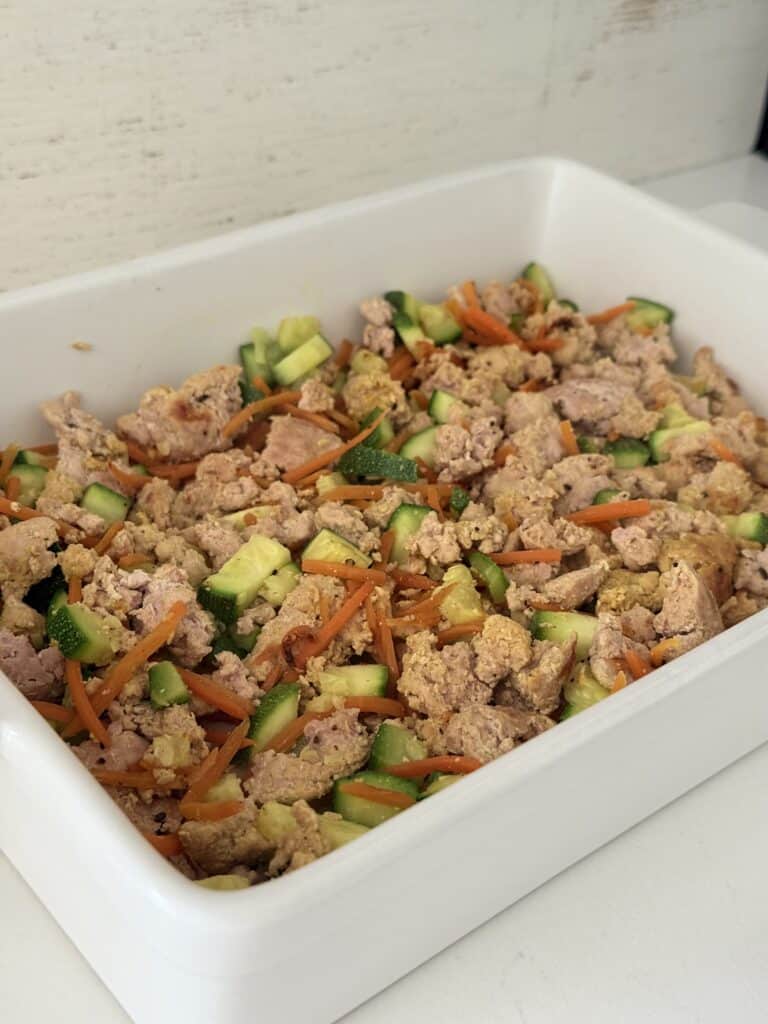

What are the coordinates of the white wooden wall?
(1, 0, 766, 291)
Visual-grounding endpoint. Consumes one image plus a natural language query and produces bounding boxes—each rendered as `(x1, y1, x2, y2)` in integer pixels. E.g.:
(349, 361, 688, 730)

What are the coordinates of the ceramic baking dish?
(2, 157, 768, 1024)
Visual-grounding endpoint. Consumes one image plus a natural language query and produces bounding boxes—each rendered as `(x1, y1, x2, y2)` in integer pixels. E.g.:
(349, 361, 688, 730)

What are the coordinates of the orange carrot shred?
(518, 378, 544, 392)
(709, 438, 742, 466)
(461, 306, 525, 348)
(383, 755, 482, 777)
(0, 496, 70, 535)
(426, 484, 443, 519)
(559, 419, 580, 456)
(490, 548, 562, 565)
(390, 569, 437, 591)
(184, 718, 249, 803)
(282, 411, 387, 486)
(0, 444, 19, 486)
(264, 710, 334, 754)
(623, 648, 652, 680)
(108, 461, 151, 492)
(30, 700, 73, 724)
(65, 659, 110, 746)
(379, 529, 395, 565)
(292, 581, 374, 669)
(222, 390, 303, 439)
(494, 443, 517, 468)
(144, 460, 200, 482)
(204, 722, 255, 749)
(67, 576, 82, 604)
(587, 301, 636, 326)
(4, 475, 20, 502)
(301, 559, 388, 585)
(650, 637, 681, 667)
(336, 781, 415, 809)
(334, 339, 354, 368)
(117, 553, 154, 570)
(566, 499, 652, 525)
(178, 668, 253, 720)
(251, 375, 272, 396)
(92, 520, 125, 556)
(180, 800, 246, 822)
(143, 832, 183, 857)
(461, 280, 480, 307)
(278, 404, 341, 435)
(388, 351, 416, 382)
(345, 695, 405, 717)
(436, 620, 486, 645)
(611, 670, 628, 694)
(91, 769, 159, 790)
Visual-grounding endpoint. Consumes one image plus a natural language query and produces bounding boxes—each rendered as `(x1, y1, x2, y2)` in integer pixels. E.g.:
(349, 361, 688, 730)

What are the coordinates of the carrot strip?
(490, 548, 562, 565)
(388, 352, 416, 382)
(336, 781, 415, 809)
(178, 668, 252, 720)
(527, 330, 564, 353)
(436, 620, 485, 644)
(91, 769, 158, 790)
(650, 637, 681, 667)
(709, 438, 742, 466)
(64, 602, 188, 737)
(264, 710, 335, 754)
(30, 700, 73, 724)
(326, 407, 358, 432)
(611, 670, 628, 694)
(390, 569, 437, 591)
(25, 443, 58, 455)
(251, 375, 272, 396)
(502, 513, 519, 531)
(425, 484, 443, 520)
(0, 496, 69, 534)
(144, 460, 200, 481)
(623, 648, 652, 680)
(301, 559, 388, 585)
(587, 301, 636, 326)
(0, 444, 19, 486)
(142, 832, 183, 857)
(559, 419, 580, 456)
(345, 695, 405, 717)
(566, 499, 652, 525)
(519, 378, 544, 393)
(383, 755, 482, 777)
(446, 297, 465, 323)
(65, 659, 110, 747)
(222, 390, 303, 439)
(394, 581, 458, 619)
(379, 529, 395, 566)
(461, 306, 525, 348)
(107, 462, 150, 492)
(92, 520, 125, 556)
(385, 427, 413, 453)
(334, 339, 354, 368)
(415, 456, 437, 483)
(293, 581, 374, 669)
(204, 721, 255, 749)
(185, 718, 250, 803)
(411, 389, 429, 410)
(278, 404, 341, 435)
(494, 443, 517, 468)
(68, 576, 82, 604)
(282, 411, 387, 486)
(117, 553, 154, 570)
(4, 475, 20, 502)
(461, 280, 480, 307)
(123, 440, 156, 464)
(180, 800, 246, 822)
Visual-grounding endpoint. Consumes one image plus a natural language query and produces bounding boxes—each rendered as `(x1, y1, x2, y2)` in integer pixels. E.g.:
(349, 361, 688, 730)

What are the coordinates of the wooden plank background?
(1, 0, 766, 291)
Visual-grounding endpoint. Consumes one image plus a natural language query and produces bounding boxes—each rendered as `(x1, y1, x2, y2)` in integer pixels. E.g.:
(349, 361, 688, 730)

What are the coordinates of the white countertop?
(3, 154, 768, 1023)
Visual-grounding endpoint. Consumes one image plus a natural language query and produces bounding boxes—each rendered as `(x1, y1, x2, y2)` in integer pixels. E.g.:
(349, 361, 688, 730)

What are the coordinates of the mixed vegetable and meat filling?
(2, 263, 767, 889)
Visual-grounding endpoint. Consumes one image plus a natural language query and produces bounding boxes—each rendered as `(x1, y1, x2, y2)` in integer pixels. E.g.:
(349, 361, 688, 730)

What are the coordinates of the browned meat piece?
(546, 453, 615, 515)
(611, 525, 661, 571)
(132, 477, 176, 530)
(74, 725, 150, 771)
(246, 751, 338, 804)
(546, 378, 657, 437)
(397, 631, 492, 721)
(342, 369, 408, 426)
(444, 705, 554, 763)
(40, 391, 128, 490)
(433, 419, 502, 481)
(171, 449, 263, 526)
(653, 562, 723, 659)
(658, 533, 737, 607)
(0, 631, 64, 700)
(517, 515, 592, 555)
(507, 417, 565, 476)
(298, 708, 372, 777)
(186, 516, 242, 570)
(110, 790, 182, 836)
(734, 548, 768, 597)
(597, 568, 663, 614)
(721, 589, 768, 626)
(268, 800, 332, 875)
(484, 462, 559, 521)
(262, 415, 338, 472)
(692, 346, 749, 417)
(212, 651, 262, 705)
(589, 621, 650, 687)
(678, 461, 754, 516)
(363, 486, 427, 529)
(0, 595, 45, 647)
(455, 502, 509, 554)
(130, 564, 215, 666)
(504, 391, 555, 432)
(619, 605, 658, 644)
(298, 378, 335, 413)
(540, 561, 609, 610)
(315, 502, 379, 554)
(0, 518, 58, 597)
(179, 801, 272, 875)
(406, 512, 461, 566)
(513, 638, 575, 714)
(523, 301, 597, 368)
(471, 615, 533, 684)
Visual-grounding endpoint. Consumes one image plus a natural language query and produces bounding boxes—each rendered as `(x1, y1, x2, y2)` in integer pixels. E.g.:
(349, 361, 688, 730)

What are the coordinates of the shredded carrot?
(623, 648, 652, 680)
(145, 460, 200, 481)
(334, 338, 354, 368)
(107, 461, 151, 492)
(222, 390, 303, 439)
(262, 658, 285, 691)
(494, 443, 517, 468)
(0, 496, 69, 534)
(279, 404, 341, 435)
(611, 670, 628, 694)
(461, 280, 480, 307)
(388, 351, 416, 381)
(67, 576, 82, 604)
(0, 444, 19, 486)
(93, 520, 126, 555)
(336, 781, 415, 809)
(385, 427, 413, 453)
(26, 443, 58, 455)
(414, 342, 438, 362)
(390, 569, 437, 591)
(180, 800, 246, 822)
(251, 375, 272, 396)
(446, 297, 465, 323)
(426, 484, 443, 520)
(4, 474, 20, 502)
(292, 581, 374, 669)
(178, 667, 252, 720)
(264, 710, 334, 754)
(650, 637, 681, 667)
(369, 592, 400, 687)
(142, 832, 183, 857)
(415, 456, 437, 483)
(123, 440, 156, 464)
(64, 602, 188, 737)
(411, 389, 429, 410)
(379, 529, 395, 565)
(301, 559, 388, 585)
(592, 519, 619, 536)
(204, 721, 255, 749)
(282, 411, 387, 486)
(65, 659, 110, 746)
(383, 755, 482, 777)
(30, 700, 73, 724)
(436, 620, 486, 645)
(490, 548, 562, 565)
(709, 438, 742, 466)
(528, 600, 565, 612)
(117, 553, 154, 570)
(326, 407, 359, 433)
(184, 719, 250, 803)
(587, 300, 636, 326)
(345, 696, 405, 717)
(518, 378, 544, 393)
(566, 499, 652, 525)
(461, 306, 525, 348)
(559, 419, 580, 456)
(502, 513, 519, 531)
(91, 769, 158, 790)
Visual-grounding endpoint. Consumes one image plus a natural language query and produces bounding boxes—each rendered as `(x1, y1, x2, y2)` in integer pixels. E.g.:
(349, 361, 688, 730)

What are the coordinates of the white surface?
(3, 156, 768, 1023)
(2, 0, 768, 292)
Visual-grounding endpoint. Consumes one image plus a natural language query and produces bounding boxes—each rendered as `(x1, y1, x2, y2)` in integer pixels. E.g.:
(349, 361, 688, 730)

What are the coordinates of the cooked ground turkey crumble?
(2, 268, 767, 889)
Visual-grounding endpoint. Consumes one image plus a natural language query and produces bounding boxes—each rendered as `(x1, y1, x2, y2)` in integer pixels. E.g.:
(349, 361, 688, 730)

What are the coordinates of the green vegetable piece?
(303, 528, 371, 567)
(521, 262, 555, 306)
(383, 290, 420, 323)
(467, 550, 508, 604)
(419, 771, 461, 798)
(603, 438, 651, 469)
(399, 426, 438, 469)
(198, 534, 291, 624)
(562, 664, 610, 717)
(360, 407, 395, 449)
(8, 464, 48, 506)
(530, 610, 599, 661)
(80, 483, 131, 525)
(318, 663, 389, 698)
(337, 444, 419, 483)
(439, 564, 484, 626)
(48, 603, 115, 665)
(449, 486, 471, 518)
(318, 814, 370, 848)
(196, 875, 250, 891)
(577, 436, 600, 454)
(386, 503, 432, 564)
(277, 315, 321, 354)
(722, 512, 768, 545)
(592, 488, 622, 505)
(149, 660, 190, 709)
(369, 722, 427, 771)
(259, 562, 301, 607)
(625, 297, 674, 332)
(332, 770, 419, 828)
(272, 334, 333, 387)
(419, 303, 462, 344)
(248, 683, 300, 752)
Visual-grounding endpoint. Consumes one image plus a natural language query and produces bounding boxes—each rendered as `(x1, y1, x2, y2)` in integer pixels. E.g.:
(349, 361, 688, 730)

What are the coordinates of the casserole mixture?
(1, 265, 766, 889)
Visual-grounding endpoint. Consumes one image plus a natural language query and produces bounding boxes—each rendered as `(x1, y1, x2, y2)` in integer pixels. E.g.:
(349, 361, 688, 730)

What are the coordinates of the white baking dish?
(2, 157, 768, 1024)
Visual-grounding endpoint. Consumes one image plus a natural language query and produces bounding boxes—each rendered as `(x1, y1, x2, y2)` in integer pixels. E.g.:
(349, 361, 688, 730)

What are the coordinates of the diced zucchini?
(258, 561, 301, 607)
(577, 435, 600, 454)
(203, 773, 243, 803)
(508, 312, 526, 333)
(239, 333, 273, 401)
(673, 374, 710, 397)
(257, 800, 297, 841)
(419, 303, 462, 344)
(383, 290, 420, 323)
(220, 505, 277, 529)
(603, 438, 651, 469)
(277, 315, 321, 354)
(198, 535, 291, 624)
(148, 660, 190, 709)
(332, 770, 419, 828)
(350, 349, 387, 375)
(8, 464, 48, 506)
(386, 503, 431, 565)
(318, 663, 389, 698)
(248, 683, 300, 752)
(80, 483, 130, 524)
(521, 262, 555, 306)
(648, 420, 710, 463)
(399, 426, 438, 468)
(558, 299, 579, 312)
(360, 407, 395, 449)
(467, 551, 508, 605)
(592, 488, 621, 506)
(658, 402, 696, 429)
(449, 486, 471, 518)
(439, 564, 484, 625)
(368, 722, 426, 771)
(562, 663, 610, 718)
(316, 471, 347, 496)
(303, 527, 371, 568)
(318, 813, 369, 849)
(46, 587, 68, 630)
(337, 444, 419, 483)
(216, 624, 261, 657)
(272, 334, 333, 387)
(722, 512, 768, 545)
(13, 449, 49, 467)
(419, 771, 461, 798)
(428, 389, 460, 424)
(196, 875, 250, 891)
(625, 297, 674, 332)
(392, 312, 428, 355)
(530, 610, 599, 660)
(48, 603, 115, 664)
